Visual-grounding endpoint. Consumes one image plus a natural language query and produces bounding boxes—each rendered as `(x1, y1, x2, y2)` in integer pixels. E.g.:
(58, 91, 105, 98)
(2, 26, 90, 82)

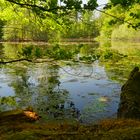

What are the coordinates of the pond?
(0, 41, 140, 124)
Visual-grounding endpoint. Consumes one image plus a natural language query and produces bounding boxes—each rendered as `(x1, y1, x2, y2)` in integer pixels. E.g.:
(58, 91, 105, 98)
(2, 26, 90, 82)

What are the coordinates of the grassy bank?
(0, 110, 140, 140)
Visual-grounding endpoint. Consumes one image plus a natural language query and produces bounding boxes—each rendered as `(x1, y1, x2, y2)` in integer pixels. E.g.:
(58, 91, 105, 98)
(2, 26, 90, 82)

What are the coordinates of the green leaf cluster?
(99, 1, 140, 41)
(45, 44, 74, 60)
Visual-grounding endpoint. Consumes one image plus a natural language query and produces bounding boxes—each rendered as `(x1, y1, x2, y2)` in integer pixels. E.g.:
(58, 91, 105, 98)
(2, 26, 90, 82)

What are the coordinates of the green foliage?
(99, 5, 125, 40)
(0, 19, 5, 40)
(0, 96, 17, 111)
(34, 47, 42, 58)
(103, 50, 113, 59)
(111, 0, 140, 7)
(0, 0, 99, 41)
(1, 0, 139, 43)
(84, 0, 98, 10)
(61, 0, 82, 10)
(45, 44, 74, 60)
(125, 4, 140, 29)
(99, 1, 140, 40)
(21, 46, 33, 58)
(0, 1, 99, 42)
(112, 24, 140, 41)
(0, 0, 63, 42)
(19, 45, 44, 58)
(80, 100, 107, 122)
(62, 11, 99, 39)
(5, 0, 98, 13)
(79, 54, 99, 62)
(95, 47, 127, 61)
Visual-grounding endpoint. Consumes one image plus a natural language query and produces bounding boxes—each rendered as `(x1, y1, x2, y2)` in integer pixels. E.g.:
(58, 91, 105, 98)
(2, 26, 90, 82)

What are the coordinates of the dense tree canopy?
(5, 0, 140, 12)
(6, 0, 98, 14)
(110, 0, 140, 7)
(4, 0, 140, 29)
(0, 0, 140, 41)
(99, 0, 140, 41)
(0, 0, 100, 41)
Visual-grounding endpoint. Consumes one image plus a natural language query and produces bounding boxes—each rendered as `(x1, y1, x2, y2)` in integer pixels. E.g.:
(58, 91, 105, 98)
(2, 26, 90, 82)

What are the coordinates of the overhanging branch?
(95, 8, 134, 27)
(6, 0, 64, 12)
(6, 0, 82, 12)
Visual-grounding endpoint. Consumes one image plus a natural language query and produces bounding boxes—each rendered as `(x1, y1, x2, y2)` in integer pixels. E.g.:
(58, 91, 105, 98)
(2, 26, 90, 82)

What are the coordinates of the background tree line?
(0, 0, 140, 42)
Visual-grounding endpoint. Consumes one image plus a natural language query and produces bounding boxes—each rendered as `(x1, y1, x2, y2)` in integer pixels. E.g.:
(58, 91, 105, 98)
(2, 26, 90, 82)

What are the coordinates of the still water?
(0, 41, 139, 123)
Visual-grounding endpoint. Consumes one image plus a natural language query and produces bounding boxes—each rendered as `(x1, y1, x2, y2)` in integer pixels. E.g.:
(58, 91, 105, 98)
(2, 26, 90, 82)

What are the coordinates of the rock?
(117, 67, 140, 119)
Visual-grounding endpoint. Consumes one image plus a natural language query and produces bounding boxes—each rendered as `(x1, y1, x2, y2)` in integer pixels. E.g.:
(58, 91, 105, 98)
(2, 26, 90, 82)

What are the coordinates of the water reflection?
(0, 43, 5, 61)
(0, 42, 131, 123)
(99, 41, 140, 83)
(0, 62, 82, 121)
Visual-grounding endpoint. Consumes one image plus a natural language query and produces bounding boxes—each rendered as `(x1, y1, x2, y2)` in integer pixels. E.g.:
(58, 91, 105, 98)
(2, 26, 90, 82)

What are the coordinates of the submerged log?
(117, 67, 140, 119)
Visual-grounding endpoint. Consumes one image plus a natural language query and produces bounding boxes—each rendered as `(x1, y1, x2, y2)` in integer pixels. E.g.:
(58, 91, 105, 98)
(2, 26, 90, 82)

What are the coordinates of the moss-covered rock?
(117, 67, 140, 119)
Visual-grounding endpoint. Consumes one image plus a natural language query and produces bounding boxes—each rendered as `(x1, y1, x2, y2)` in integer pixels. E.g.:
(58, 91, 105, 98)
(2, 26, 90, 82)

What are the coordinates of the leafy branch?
(95, 8, 136, 29)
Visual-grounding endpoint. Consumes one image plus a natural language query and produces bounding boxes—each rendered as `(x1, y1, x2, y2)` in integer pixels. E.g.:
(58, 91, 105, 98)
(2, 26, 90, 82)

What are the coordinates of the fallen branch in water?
(0, 58, 97, 78)
(0, 58, 55, 64)
(0, 58, 32, 64)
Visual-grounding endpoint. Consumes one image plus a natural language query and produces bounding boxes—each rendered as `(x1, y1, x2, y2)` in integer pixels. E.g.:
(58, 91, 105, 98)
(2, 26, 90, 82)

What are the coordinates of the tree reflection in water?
(2, 63, 81, 121)
(0, 43, 5, 62)
(0, 42, 130, 123)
